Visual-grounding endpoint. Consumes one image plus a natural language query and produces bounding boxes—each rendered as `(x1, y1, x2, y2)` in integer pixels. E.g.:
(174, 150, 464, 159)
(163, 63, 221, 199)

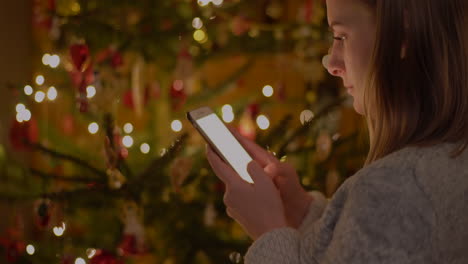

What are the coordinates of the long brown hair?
(363, 0, 468, 165)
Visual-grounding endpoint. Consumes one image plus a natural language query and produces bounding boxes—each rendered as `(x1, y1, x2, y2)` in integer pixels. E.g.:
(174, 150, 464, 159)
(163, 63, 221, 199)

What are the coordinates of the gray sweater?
(245, 143, 468, 263)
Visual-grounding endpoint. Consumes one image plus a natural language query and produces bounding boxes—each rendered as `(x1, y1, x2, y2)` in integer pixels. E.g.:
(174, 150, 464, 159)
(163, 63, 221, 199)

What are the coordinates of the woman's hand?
(226, 127, 313, 228)
(206, 146, 287, 240)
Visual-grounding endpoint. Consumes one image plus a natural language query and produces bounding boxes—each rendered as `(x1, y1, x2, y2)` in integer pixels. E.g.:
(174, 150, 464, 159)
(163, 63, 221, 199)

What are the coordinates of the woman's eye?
(333, 35, 347, 41)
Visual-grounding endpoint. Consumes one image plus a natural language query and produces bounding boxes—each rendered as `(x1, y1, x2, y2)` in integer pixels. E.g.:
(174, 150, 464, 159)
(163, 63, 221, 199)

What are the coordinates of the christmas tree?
(0, 0, 369, 263)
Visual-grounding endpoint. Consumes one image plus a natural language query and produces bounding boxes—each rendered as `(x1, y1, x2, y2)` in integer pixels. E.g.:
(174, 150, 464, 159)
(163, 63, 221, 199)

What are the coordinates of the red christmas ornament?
(247, 103, 260, 119)
(170, 80, 187, 110)
(122, 88, 150, 110)
(230, 15, 252, 36)
(90, 250, 124, 264)
(70, 44, 90, 71)
(117, 234, 138, 256)
(8, 118, 39, 151)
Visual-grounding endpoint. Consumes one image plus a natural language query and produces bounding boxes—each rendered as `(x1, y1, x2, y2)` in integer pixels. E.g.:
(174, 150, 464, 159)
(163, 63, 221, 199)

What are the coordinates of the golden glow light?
(256, 115, 270, 130)
(42, 54, 51, 65)
(53, 222, 66, 237)
(140, 143, 150, 154)
(16, 103, 26, 113)
(88, 122, 99, 134)
(34, 91, 46, 103)
(123, 123, 133, 134)
(122, 135, 134, 148)
(26, 244, 35, 255)
(262, 85, 274, 97)
(222, 104, 234, 123)
(171, 120, 183, 132)
(47, 86, 58, 100)
(86, 85, 96, 98)
(86, 248, 97, 259)
(300, 110, 314, 125)
(193, 29, 207, 43)
(49, 55, 60, 68)
(212, 0, 223, 6)
(192, 17, 203, 29)
(35, 75, 45, 85)
(75, 257, 86, 264)
(197, 0, 210, 6)
(24, 85, 33, 95)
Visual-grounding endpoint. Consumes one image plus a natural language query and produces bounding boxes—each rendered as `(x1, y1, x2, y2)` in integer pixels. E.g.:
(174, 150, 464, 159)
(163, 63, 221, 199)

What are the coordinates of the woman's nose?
(325, 48, 345, 77)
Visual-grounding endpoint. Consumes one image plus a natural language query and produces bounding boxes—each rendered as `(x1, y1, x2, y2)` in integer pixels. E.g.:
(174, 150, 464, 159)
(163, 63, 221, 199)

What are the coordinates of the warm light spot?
(49, 55, 60, 68)
(53, 223, 66, 237)
(47, 86, 58, 100)
(197, 0, 210, 6)
(88, 122, 99, 134)
(34, 91, 46, 103)
(140, 143, 150, 154)
(42, 54, 51, 65)
(122, 135, 134, 148)
(171, 120, 183, 132)
(193, 29, 207, 43)
(35, 75, 45, 85)
(26, 244, 35, 255)
(86, 85, 96, 98)
(300, 110, 314, 125)
(75, 257, 86, 264)
(24, 85, 33, 95)
(222, 104, 234, 123)
(192, 17, 203, 29)
(262, 85, 274, 97)
(86, 248, 96, 259)
(16, 103, 26, 113)
(123, 123, 134, 134)
(212, 0, 223, 6)
(256, 115, 270, 130)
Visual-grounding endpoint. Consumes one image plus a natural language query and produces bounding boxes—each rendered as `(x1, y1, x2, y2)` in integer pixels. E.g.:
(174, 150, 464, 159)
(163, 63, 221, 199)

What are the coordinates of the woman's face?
(326, 0, 376, 115)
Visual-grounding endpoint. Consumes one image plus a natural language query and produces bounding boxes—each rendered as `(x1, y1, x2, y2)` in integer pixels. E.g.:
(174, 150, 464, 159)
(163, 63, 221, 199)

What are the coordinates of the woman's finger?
(206, 145, 241, 186)
(227, 126, 278, 167)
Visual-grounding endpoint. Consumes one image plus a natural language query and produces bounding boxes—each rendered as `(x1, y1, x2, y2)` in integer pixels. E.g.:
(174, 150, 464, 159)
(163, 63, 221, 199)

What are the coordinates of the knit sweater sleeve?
(244, 166, 434, 264)
(298, 191, 328, 233)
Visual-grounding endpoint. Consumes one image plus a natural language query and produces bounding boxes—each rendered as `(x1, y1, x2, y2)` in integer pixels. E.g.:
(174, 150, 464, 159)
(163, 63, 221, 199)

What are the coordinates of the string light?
(86, 248, 97, 259)
(300, 110, 314, 125)
(192, 17, 203, 29)
(193, 29, 208, 43)
(24, 85, 33, 95)
(26, 244, 35, 255)
(171, 120, 183, 132)
(35, 75, 45, 86)
(140, 143, 150, 154)
(123, 123, 134, 134)
(256, 115, 270, 130)
(42, 54, 51, 65)
(47, 86, 58, 101)
(88, 122, 99, 134)
(122, 135, 134, 148)
(16, 103, 26, 113)
(75, 257, 86, 264)
(49, 55, 60, 68)
(212, 0, 223, 6)
(197, 0, 210, 6)
(86, 85, 96, 98)
(262, 85, 274, 97)
(222, 104, 235, 123)
(34, 91, 46, 103)
(53, 222, 66, 237)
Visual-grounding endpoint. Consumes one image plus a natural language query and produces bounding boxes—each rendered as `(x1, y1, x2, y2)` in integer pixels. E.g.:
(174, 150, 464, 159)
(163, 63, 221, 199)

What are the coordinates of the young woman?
(206, 0, 468, 263)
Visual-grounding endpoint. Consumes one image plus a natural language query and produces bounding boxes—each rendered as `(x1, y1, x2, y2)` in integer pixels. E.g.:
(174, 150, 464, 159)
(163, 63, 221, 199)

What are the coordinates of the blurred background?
(0, 0, 368, 263)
